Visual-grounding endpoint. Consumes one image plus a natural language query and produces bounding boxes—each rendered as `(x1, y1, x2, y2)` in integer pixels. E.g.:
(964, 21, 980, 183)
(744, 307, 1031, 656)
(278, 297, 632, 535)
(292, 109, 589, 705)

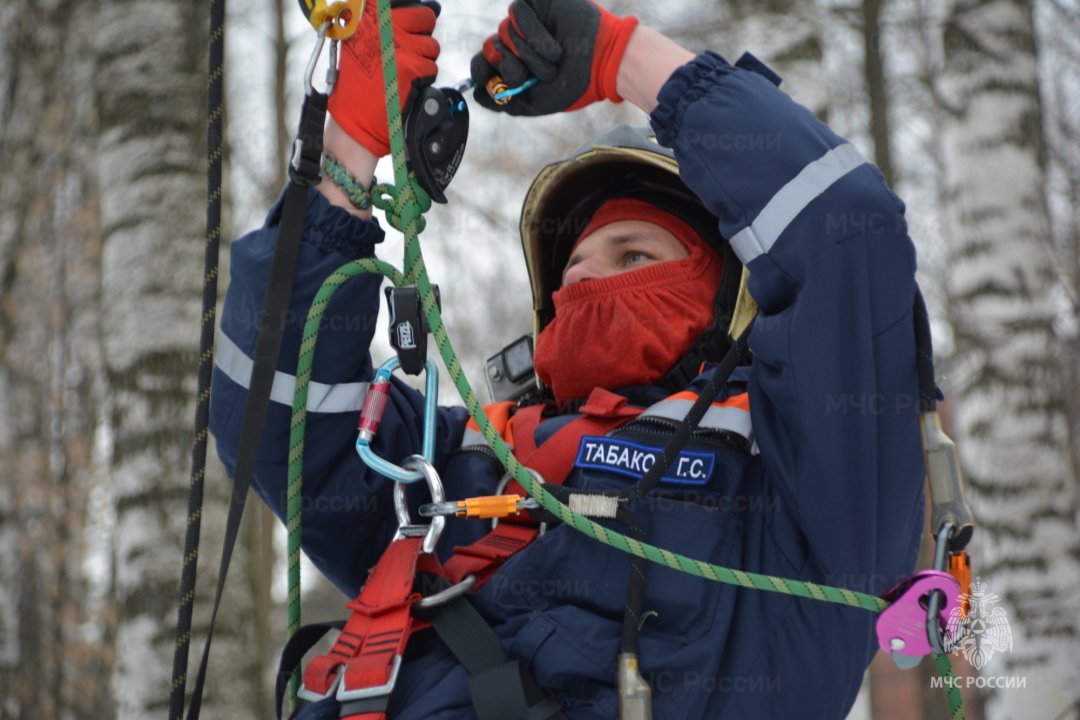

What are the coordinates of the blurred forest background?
(1, 0, 1079, 718)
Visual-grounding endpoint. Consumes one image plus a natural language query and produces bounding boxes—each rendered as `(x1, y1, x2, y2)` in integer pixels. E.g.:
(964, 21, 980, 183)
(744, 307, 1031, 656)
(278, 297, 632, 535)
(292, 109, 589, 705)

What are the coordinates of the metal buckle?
(335, 654, 402, 702)
(415, 574, 477, 610)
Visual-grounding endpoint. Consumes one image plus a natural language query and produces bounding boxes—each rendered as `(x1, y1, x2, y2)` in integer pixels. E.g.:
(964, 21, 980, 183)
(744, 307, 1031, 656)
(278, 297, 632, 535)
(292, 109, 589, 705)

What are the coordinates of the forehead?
(573, 219, 684, 254)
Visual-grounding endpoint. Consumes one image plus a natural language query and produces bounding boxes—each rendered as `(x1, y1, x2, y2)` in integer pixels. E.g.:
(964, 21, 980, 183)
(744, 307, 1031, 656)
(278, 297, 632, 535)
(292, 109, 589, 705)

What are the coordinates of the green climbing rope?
(283, 0, 965, 715)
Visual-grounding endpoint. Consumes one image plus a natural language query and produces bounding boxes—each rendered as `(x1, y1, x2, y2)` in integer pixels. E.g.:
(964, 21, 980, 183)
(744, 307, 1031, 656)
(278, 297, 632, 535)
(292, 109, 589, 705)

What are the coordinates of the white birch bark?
(0, 3, 109, 717)
(940, 0, 1080, 717)
(93, 1, 260, 716)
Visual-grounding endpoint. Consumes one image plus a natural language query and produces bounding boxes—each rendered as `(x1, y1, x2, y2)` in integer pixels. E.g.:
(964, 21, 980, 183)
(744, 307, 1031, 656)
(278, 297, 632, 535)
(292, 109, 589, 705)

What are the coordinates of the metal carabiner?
(393, 455, 446, 555)
(303, 22, 340, 97)
(355, 356, 440, 483)
(491, 468, 547, 535)
(453, 76, 540, 105)
(926, 522, 956, 654)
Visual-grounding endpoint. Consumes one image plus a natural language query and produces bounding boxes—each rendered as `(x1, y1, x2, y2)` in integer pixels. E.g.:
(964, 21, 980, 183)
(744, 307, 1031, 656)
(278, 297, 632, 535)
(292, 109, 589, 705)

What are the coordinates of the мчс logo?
(946, 576, 1013, 670)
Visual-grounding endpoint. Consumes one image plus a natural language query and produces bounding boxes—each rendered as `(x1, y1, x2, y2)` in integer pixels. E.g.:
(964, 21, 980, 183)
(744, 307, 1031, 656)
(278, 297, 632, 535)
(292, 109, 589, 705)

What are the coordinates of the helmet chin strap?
(659, 308, 734, 390)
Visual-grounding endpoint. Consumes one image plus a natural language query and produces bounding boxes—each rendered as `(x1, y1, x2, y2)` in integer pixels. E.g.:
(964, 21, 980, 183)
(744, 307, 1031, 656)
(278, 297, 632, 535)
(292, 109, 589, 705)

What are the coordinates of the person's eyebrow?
(563, 232, 653, 279)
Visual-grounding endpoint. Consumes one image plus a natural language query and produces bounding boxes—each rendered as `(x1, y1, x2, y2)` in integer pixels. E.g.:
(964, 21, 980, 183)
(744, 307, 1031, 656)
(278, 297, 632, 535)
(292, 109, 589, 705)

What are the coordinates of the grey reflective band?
(730, 143, 867, 264)
(641, 399, 754, 444)
(215, 331, 369, 413)
(460, 427, 489, 449)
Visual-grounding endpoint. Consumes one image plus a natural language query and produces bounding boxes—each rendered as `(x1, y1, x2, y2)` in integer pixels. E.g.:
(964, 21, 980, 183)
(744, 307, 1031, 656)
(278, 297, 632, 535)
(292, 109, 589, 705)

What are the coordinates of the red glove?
(329, 0, 441, 156)
(470, 0, 638, 116)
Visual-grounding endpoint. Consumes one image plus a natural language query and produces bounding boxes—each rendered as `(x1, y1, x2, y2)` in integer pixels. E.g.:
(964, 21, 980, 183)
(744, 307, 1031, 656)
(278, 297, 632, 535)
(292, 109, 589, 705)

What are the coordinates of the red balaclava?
(533, 198, 723, 403)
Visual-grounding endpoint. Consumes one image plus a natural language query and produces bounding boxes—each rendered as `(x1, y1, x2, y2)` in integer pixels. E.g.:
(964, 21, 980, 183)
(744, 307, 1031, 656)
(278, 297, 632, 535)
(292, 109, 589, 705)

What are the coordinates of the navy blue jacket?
(211, 52, 924, 719)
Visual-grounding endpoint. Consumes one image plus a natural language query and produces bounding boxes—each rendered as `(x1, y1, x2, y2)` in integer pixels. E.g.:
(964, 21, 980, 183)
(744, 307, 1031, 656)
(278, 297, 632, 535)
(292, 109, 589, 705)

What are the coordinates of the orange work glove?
(329, 0, 441, 156)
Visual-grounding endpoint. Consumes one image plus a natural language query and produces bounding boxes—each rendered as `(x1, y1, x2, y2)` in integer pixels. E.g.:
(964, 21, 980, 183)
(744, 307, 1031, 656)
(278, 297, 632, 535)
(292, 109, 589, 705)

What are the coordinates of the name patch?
(574, 436, 715, 485)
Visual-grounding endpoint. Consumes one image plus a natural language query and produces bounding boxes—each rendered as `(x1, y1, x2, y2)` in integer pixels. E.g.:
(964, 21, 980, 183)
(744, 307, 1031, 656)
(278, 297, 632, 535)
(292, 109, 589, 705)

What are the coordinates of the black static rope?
(169, 0, 225, 716)
(913, 286, 937, 414)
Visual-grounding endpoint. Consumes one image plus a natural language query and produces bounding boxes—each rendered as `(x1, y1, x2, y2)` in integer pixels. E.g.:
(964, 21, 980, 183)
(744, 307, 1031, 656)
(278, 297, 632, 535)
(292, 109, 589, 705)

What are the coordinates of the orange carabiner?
(948, 550, 972, 618)
(485, 76, 511, 106)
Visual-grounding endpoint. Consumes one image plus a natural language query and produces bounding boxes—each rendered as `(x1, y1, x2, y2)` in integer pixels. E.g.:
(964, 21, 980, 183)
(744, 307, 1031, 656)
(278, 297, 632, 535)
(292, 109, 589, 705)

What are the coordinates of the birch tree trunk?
(941, 1, 1080, 717)
(0, 3, 110, 717)
(93, 1, 260, 716)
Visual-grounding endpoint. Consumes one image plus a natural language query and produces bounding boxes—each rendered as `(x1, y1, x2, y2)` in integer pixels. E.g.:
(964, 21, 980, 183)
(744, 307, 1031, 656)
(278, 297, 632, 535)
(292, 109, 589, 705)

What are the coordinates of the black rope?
(913, 286, 937, 413)
(169, 0, 225, 716)
(616, 508, 648, 655)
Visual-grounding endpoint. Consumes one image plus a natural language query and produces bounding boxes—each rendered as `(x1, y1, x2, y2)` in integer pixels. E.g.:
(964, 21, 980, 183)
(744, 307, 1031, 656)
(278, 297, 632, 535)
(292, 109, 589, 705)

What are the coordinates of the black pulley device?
(404, 85, 469, 203)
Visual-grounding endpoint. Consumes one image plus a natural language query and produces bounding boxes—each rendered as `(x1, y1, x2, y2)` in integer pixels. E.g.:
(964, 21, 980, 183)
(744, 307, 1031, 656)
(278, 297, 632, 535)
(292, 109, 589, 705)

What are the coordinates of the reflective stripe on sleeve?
(214, 331, 368, 413)
(730, 143, 867, 264)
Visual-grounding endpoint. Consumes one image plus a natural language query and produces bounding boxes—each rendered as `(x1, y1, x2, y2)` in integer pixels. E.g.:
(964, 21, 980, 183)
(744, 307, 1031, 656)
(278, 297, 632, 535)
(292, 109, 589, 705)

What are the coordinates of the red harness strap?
(509, 388, 642, 495)
(444, 388, 642, 586)
(302, 535, 442, 719)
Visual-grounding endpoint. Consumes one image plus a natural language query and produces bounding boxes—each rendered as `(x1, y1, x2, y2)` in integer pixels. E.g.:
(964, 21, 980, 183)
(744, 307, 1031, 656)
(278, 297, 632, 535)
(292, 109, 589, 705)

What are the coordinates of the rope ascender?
(172, 0, 977, 718)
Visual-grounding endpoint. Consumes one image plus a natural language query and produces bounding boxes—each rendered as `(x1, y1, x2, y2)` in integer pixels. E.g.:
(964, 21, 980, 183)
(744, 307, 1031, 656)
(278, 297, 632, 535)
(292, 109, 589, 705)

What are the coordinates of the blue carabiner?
(492, 77, 539, 101)
(355, 356, 440, 483)
(453, 76, 539, 104)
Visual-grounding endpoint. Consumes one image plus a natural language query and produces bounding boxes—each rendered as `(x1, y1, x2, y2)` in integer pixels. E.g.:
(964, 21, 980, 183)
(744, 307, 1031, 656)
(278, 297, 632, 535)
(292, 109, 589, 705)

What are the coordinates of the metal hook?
(491, 468, 547, 535)
(304, 23, 331, 97)
(393, 455, 446, 555)
(355, 356, 440, 483)
(926, 521, 955, 653)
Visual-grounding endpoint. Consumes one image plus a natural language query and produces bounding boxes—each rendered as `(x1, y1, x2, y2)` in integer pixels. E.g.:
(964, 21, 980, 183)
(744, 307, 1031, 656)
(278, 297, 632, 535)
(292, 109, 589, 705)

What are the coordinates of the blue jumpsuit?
(211, 51, 925, 719)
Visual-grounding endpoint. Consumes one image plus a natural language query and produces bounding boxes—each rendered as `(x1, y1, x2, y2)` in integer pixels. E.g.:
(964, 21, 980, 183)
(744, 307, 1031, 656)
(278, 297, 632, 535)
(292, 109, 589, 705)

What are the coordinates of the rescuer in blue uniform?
(210, 1, 925, 717)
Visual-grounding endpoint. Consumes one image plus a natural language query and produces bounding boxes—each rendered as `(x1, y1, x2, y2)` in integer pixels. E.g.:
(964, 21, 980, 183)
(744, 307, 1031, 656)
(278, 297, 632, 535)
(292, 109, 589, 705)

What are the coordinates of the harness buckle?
(415, 574, 477, 610)
(336, 654, 403, 702)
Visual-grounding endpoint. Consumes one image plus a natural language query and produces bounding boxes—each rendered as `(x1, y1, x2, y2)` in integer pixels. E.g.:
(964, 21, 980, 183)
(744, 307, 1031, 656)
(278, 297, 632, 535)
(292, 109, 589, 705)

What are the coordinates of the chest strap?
(445, 388, 641, 586)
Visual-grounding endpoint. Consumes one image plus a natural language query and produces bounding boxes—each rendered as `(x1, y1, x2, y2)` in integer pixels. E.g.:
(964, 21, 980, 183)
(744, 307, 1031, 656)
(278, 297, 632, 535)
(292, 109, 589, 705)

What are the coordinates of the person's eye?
(622, 251, 650, 266)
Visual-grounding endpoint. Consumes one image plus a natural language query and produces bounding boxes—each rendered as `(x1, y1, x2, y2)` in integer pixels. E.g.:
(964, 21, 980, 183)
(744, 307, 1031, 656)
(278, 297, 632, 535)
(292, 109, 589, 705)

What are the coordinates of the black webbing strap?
(184, 89, 328, 720)
(274, 621, 345, 720)
(423, 595, 566, 720)
(617, 323, 752, 504)
(913, 286, 937, 414)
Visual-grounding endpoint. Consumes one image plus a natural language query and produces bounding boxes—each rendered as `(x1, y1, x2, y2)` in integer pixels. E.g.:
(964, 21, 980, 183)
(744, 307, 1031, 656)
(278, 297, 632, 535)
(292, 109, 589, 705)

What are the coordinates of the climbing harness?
(175, 0, 977, 718)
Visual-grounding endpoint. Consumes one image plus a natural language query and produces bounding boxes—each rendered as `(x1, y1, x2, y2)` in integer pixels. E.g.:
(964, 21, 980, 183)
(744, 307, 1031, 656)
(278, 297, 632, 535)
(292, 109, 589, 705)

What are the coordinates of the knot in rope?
(371, 174, 431, 234)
